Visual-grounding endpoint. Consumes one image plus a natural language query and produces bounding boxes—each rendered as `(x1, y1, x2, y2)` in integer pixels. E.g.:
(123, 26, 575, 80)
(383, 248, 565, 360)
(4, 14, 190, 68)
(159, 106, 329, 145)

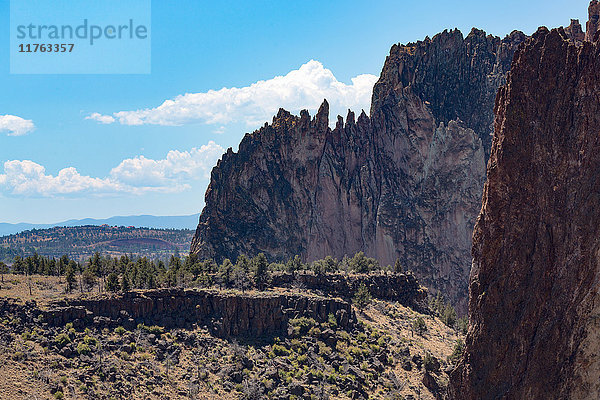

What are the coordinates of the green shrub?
(272, 344, 290, 357)
(114, 326, 126, 336)
(137, 323, 164, 335)
(327, 313, 338, 329)
(53, 391, 64, 400)
(447, 339, 465, 365)
(289, 317, 316, 337)
(457, 316, 468, 335)
(76, 343, 92, 355)
(412, 317, 427, 336)
(423, 352, 438, 372)
(352, 283, 372, 311)
(83, 335, 98, 346)
(54, 333, 71, 348)
(317, 341, 331, 356)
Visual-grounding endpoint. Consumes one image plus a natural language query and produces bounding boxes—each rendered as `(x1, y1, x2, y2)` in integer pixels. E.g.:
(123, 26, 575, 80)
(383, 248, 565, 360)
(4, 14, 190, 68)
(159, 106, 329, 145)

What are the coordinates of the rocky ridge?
(449, 10, 600, 400)
(270, 272, 427, 309)
(36, 289, 356, 339)
(192, 29, 526, 312)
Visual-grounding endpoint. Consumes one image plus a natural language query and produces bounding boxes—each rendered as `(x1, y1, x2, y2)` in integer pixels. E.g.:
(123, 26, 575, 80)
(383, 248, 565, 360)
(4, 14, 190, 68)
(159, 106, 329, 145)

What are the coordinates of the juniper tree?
(353, 282, 372, 312)
(105, 272, 120, 292)
(252, 253, 270, 291)
(0, 261, 8, 283)
(65, 264, 77, 293)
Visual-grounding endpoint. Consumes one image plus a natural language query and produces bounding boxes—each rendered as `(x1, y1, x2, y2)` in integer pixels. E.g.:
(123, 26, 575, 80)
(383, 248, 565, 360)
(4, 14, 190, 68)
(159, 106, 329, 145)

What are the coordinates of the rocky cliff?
(15, 289, 355, 338)
(269, 272, 427, 309)
(449, 22, 600, 400)
(192, 29, 526, 313)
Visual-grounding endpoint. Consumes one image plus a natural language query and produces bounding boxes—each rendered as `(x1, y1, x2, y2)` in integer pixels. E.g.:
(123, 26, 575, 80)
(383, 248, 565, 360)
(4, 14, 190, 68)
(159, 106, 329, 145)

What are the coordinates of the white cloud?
(0, 141, 224, 197)
(110, 141, 224, 187)
(89, 60, 378, 128)
(0, 115, 35, 136)
(0, 160, 122, 196)
(86, 112, 115, 124)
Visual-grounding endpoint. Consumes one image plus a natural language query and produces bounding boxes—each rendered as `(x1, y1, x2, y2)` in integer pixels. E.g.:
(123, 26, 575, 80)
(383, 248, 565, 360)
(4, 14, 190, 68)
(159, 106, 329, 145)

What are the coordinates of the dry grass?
(359, 300, 462, 400)
(0, 275, 464, 399)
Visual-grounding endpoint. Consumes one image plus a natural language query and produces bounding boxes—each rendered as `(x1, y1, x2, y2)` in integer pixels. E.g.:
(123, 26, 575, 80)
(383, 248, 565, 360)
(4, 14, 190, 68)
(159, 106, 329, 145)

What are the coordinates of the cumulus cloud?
(110, 141, 224, 187)
(0, 141, 224, 197)
(86, 112, 116, 124)
(0, 115, 35, 136)
(0, 160, 122, 196)
(88, 60, 378, 128)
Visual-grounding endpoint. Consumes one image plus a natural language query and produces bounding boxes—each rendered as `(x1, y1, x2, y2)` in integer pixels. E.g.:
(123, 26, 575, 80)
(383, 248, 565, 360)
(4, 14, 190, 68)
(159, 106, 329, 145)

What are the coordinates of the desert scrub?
(290, 338, 307, 353)
(327, 313, 338, 329)
(289, 317, 317, 337)
(137, 323, 164, 335)
(83, 335, 98, 347)
(317, 341, 331, 356)
(114, 326, 126, 336)
(272, 343, 290, 357)
(412, 316, 427, 336)
(54, 333, 71, 348)
(77, 343, 92, 355)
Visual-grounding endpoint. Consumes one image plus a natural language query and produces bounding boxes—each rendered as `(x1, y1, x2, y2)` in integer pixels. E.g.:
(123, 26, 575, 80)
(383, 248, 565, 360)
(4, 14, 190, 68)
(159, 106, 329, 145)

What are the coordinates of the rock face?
(586, 0, 600, 41)
(269, 272, 427, 309)
(449, 26, 600, 399)
(565, 19, 585, 43)
(192, 29, 525, 313)
(36, 289, 355, 338)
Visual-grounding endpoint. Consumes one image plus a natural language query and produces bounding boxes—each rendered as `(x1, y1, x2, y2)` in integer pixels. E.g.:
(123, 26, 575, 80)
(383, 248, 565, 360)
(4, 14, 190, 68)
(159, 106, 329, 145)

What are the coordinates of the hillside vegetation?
(0, 225, 193, 263)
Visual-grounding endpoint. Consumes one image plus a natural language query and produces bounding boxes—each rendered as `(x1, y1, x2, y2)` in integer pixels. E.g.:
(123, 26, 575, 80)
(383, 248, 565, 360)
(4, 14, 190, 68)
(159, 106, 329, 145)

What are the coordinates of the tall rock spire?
(586, 0, 600, 41)
(449, 27, 600, 400)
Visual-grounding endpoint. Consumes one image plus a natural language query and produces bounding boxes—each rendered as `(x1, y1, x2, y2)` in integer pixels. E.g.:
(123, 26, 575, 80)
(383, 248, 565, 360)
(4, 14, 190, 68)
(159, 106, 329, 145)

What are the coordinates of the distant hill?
(0, 214, 200, 236)
(0, 225, 194, 262)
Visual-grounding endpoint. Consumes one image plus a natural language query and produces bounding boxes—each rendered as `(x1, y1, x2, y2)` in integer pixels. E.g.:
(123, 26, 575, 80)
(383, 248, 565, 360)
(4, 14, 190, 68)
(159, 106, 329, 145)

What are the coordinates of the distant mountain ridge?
(0, 214, 200, 237)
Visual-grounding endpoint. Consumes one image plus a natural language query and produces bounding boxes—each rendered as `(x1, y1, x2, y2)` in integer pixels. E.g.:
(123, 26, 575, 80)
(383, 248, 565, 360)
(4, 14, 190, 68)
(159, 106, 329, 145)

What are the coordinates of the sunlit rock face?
(191, 28, 525, 313)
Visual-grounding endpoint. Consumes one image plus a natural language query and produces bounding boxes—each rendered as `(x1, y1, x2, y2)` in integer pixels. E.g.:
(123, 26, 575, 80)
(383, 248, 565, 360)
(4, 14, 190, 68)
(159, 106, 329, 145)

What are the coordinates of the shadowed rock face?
(30, 289, 356, 338)
(191, 29, 525, 313)
(449, 26, 600, 399)
(586, 0, 600, 41)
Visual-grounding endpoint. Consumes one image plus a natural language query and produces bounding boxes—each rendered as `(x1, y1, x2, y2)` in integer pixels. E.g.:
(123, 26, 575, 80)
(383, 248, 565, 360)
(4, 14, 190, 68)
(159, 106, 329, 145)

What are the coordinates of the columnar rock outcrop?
(449, 25, 600, 399)
(269, 272, 427, 309)
(36, 289, 356, 338)
(192, 29, 525, 312)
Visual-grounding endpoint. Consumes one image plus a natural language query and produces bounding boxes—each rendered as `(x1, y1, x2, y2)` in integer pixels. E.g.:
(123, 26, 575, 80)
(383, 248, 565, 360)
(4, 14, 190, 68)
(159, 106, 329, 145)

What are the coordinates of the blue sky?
(0, 0, 589, 224)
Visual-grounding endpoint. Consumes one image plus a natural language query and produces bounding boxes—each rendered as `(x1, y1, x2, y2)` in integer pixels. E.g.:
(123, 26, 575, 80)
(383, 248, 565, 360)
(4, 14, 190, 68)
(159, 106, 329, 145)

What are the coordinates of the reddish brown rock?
(586, 0, 600, 41)
(565, 19, 585, 42)
(192, 29, 526, 313)
(448, 26, 600, 400)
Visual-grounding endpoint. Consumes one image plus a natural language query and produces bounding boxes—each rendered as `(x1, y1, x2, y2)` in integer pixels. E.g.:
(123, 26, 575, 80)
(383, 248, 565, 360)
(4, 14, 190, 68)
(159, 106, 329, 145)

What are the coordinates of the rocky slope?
(0, 275, 461, 400)
(192, 29, 525, 312)
(449, 15, 600, 400)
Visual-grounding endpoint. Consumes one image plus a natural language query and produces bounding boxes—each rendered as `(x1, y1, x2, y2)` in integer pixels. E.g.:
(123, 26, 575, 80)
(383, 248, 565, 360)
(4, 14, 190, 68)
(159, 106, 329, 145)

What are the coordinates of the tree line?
(2, 251, 409, 295)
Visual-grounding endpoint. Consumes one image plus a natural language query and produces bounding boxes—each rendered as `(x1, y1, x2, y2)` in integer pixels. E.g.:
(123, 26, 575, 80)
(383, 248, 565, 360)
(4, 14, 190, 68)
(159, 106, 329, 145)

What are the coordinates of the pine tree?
(65, 265, 77, 293)
(82, 268, 97, 292)
(0, 261, 8, 283)
(217, 259, 234, 288)
(252, 253, 270, 291)
(121, 273, 131, 292)
(105, 272, 120, 292)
